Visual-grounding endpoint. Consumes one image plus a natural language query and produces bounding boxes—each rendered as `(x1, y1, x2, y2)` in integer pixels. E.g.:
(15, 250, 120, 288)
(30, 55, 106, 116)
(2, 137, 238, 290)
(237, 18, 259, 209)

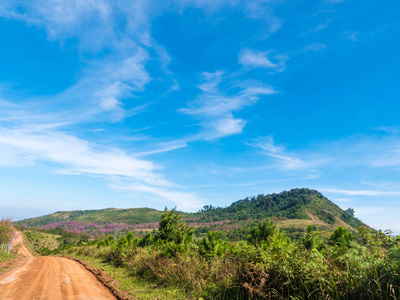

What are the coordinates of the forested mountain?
(196, 188, 362, 228)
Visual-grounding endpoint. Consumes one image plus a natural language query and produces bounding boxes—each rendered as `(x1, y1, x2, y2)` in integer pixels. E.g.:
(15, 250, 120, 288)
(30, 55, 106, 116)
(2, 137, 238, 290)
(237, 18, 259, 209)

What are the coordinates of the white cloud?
(324, 0, 347, 4)
(344, 30, 360, 42)
(110, 182, 203, 211)
(0, 127, 162, 184)
(173, 0, 239, 14)
(0, 125, 202, 210)
(319, 188, 400, 196)
(0, 1, 168, 120)
(172, 0, 282, 38)
(333, 197, 352, 203)
(88, 49, 151, 115)
(0, 1, 114, 50)
(239, 49, 289, 71)
(244, 0, 282, 34)
(303, 43, 327, 52)
(135, 142, 188, 157)
(180, 71, 277, 138)
(352, 206, 400, 234)
(311, 19, 333, 33)
(213, 117, 246, 136)
(247, 136, 308, 170)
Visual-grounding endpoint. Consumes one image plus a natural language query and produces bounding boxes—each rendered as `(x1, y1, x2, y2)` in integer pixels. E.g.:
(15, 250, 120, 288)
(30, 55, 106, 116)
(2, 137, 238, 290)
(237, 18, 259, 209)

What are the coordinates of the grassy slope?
(16, 207, 165, 227)
(24, 230, 61, 250)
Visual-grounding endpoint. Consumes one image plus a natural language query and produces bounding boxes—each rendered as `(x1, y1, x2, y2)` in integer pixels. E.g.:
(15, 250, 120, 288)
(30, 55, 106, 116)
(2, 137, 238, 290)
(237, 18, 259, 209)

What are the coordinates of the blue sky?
(0, 0, 400, 232)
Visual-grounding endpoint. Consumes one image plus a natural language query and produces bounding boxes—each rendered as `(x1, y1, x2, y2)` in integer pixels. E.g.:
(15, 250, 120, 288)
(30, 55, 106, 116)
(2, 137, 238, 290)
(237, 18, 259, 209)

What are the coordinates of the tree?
(330, 226, 354, 247)
(247, 220, 278, 246)
(198, 231, 227, 257)
(345, 207, 355, 216)
(0, 218, 13, 244)
(157, 207, 193, 244)
(158, 207, 182, 241)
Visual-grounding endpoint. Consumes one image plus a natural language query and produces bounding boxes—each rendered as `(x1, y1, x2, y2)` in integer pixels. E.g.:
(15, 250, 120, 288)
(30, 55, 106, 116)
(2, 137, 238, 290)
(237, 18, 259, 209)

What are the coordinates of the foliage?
(247, 220, 279, 246)
(157, 207, 183, 241)
(301, 225, 325, 250)
(0, 218, 13, 244)
(330, 226, 354, 247)
(17, 189, 365, 243)
(51, 209, 400, 300)
(20, 189, 395, 299)
(198, 231, 228, 257)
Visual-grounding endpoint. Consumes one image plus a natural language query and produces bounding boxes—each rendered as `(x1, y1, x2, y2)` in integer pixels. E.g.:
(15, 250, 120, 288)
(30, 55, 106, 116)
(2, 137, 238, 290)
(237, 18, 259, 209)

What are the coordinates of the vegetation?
(16, 189, 364, 241)
(24, 230, 61, 255)
(195, 188, 363, 228)
(0, 218, 19, 272)
(0, 218, 13, 244)
(16, 188, 394, 299)
(32, 207, 397, 299)
(16, 207, 165, 227)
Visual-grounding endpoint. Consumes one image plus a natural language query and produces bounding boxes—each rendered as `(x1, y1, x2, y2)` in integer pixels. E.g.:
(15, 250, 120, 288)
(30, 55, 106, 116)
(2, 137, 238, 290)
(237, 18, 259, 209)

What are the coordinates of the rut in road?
(0, 232, 116, 300)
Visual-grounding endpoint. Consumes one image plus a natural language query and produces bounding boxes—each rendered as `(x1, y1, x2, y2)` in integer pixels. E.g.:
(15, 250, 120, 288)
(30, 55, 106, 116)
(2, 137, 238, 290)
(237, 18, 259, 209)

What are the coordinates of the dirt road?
(0, 232, 116, 300)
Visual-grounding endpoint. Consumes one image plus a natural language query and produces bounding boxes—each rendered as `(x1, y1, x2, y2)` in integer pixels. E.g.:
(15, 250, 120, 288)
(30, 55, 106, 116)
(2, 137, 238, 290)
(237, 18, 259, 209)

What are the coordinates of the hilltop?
(16, 188, 364, 238)
(16, 207, 165, 227)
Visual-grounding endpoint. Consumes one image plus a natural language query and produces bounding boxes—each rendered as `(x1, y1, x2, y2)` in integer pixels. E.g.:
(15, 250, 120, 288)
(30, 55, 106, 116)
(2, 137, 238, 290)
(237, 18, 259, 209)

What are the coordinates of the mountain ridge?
(16, 188, 365, 237)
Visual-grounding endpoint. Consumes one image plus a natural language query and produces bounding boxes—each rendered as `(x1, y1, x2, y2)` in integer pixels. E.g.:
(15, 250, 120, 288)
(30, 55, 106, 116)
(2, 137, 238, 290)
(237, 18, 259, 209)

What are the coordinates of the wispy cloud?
(319, 188, 400, 196)
(354, 206, 400, 232)
(244, 0, 282, 36)
(0, 127, 164, 184)
(324, 0, 347, 4)
(344, 30, 360, 42)
(247, 136, 309, 170)
(249, 133, 400, 177)
(373, 126, 399, 135)
(173, 0, 239, 15)
(239, 49, 289, 72)
(110, 182, 202, 211)
(0, 1, 115, 51)
(0, 125, 202, 209)
(135, 142, 188, 157)
(79, 48, 151, 118)
(303, 43, 327, 52)
(0, 1, 171, 120)
(173, 0, 282, 39)
(333, 197, 352, 203)
(180, 71, 277, 138)
(312, 19, 334, 33)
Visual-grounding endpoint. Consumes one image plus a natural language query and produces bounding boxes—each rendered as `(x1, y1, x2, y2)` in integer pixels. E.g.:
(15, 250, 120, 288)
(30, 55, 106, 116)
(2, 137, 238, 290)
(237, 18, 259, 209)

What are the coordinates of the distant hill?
(16, 207, 165, 227)
(16, 188, 365, 238)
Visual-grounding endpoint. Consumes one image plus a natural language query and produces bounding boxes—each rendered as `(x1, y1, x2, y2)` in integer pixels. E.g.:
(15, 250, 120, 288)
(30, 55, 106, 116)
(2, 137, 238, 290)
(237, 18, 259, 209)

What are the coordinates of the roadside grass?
(65, 253, 190, 300)
(24, 230, 60, 251)
(21, 231, 38, 255)
(0, 250, 19, 273)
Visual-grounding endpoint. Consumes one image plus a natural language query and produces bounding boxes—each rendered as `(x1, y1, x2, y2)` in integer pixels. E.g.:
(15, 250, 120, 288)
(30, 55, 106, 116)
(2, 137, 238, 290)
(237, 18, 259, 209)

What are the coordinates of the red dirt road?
(0, 232, 116, 300)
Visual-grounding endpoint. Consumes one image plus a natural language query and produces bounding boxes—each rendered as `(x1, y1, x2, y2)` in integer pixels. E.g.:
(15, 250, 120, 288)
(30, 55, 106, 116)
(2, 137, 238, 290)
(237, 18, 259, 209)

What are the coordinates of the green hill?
(16, 188, 365, 238)
(194, 188, 364, 238)
(16, 207, 164, 227)
(198, 188, 361, 226)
